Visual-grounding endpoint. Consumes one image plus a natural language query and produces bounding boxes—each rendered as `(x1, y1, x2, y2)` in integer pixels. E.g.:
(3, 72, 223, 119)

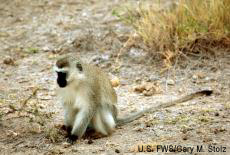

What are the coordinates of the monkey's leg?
(92, 108, 116, 135)
(101, 109, 116, 134)
(92, 109, 108, 135)
(69, 108, 94, 143)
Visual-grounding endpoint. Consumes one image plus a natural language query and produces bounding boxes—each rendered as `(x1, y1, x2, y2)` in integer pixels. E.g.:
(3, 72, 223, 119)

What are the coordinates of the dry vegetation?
(114, 0, 230, 66)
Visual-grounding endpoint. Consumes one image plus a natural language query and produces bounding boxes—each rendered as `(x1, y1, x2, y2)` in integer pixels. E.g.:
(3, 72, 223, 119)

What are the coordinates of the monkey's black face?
(56, 71, 67, 88)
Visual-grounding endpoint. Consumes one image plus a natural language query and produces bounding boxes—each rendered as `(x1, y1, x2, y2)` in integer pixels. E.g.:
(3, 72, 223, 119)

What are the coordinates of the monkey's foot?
(61, 125, 73, 137)
(67, 135, 78, 144)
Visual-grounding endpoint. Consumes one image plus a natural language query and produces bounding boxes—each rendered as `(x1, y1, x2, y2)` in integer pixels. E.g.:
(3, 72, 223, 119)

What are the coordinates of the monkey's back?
(82, 63, 117, 106)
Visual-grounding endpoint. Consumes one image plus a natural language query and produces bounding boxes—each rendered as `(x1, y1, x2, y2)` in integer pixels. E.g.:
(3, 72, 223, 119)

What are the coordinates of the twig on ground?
(21, 87, 39, 108)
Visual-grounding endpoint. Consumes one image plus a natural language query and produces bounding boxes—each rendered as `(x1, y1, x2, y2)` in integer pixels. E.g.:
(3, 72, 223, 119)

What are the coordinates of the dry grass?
(115, 0, 230, 65)
(45, 126, 65, 143)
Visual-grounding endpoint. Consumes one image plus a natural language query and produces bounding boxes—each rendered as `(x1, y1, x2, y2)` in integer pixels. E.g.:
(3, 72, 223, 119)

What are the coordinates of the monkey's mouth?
(57, 79, 67, 88)
(56, 71, 68, 88)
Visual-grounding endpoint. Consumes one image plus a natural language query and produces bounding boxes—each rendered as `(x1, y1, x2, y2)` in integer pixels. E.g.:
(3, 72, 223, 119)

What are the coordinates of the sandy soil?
(0, 0, 229, 154)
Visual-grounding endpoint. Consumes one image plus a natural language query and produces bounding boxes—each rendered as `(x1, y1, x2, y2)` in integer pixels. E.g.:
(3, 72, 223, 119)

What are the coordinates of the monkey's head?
(54, 56, 84, 88)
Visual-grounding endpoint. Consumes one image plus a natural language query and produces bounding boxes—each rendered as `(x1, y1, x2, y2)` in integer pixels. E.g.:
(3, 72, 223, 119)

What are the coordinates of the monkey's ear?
(76, 63, 83, 71)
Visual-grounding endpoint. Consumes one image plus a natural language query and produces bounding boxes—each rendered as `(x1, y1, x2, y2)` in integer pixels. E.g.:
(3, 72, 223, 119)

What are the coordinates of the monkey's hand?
(66, 127, 78, 144)
(63, 126, 77, 144)
(67, 135, 78, 144)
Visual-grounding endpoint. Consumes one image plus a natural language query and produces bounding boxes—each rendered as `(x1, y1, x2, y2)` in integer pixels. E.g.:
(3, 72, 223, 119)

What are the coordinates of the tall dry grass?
(115, 0, 230, 64)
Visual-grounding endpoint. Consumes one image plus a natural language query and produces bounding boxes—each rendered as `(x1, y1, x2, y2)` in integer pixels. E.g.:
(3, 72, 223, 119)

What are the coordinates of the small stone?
(72, 148, 78, 152)
(167, 79, 175, 85)
(203, 137, 212, 143)
(214, 112, 219, 116)
(219, 127, 226, 132)
(48, 54, 56, 59)
(115, 149, 120, 153)
(62, 142, 71, 148)
(196, 72, 206, 79)
(88, 139, 93, 144)
(7, 130, 18, 137)
(3, 57, 15, 65)
(143, 89, 155, 96)
(133, 127, 144, 132)
(134, 84, 145, 93)
(182, 134, 188, 140)
(212, 141, 217, 145)
(135, 77, 141, 82)
(213, 128, 219, 134)
(111, 77, 120, 87)
(204, 77, 210, 81)
(134, 82, 161, 96)
(192, 75, 198, 80)
(42, 46, 50, 52)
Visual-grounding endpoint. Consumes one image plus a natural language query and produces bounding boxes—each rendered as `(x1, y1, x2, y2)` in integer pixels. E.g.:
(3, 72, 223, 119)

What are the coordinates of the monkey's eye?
(76, 63, 83, 71)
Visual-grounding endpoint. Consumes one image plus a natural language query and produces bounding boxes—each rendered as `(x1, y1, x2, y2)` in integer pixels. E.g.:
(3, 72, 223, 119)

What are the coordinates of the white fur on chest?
(57, 85, 90, 111)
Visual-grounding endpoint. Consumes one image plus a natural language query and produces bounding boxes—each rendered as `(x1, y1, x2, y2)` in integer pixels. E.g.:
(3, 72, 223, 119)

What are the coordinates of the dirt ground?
(0, 0, 229, 154)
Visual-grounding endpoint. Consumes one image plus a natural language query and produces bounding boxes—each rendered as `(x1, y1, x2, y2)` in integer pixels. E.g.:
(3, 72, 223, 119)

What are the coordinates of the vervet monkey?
(54, 55, 212, 143)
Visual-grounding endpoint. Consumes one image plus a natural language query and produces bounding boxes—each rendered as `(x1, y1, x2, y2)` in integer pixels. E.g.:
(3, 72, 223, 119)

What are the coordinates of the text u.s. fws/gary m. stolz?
(138, 144, 227, 154)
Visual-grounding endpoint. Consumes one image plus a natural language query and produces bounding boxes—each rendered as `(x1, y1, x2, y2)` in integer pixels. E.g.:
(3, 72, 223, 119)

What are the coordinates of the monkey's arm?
(116, 90, 212, 126)
(71, 109, 93, 136)
(63, 107, 76, 135)
(70, 100, 96, 141)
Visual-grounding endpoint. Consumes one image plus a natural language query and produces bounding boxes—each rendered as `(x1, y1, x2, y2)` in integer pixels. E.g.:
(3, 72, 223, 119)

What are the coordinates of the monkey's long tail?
(116, 90, 213, 126)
